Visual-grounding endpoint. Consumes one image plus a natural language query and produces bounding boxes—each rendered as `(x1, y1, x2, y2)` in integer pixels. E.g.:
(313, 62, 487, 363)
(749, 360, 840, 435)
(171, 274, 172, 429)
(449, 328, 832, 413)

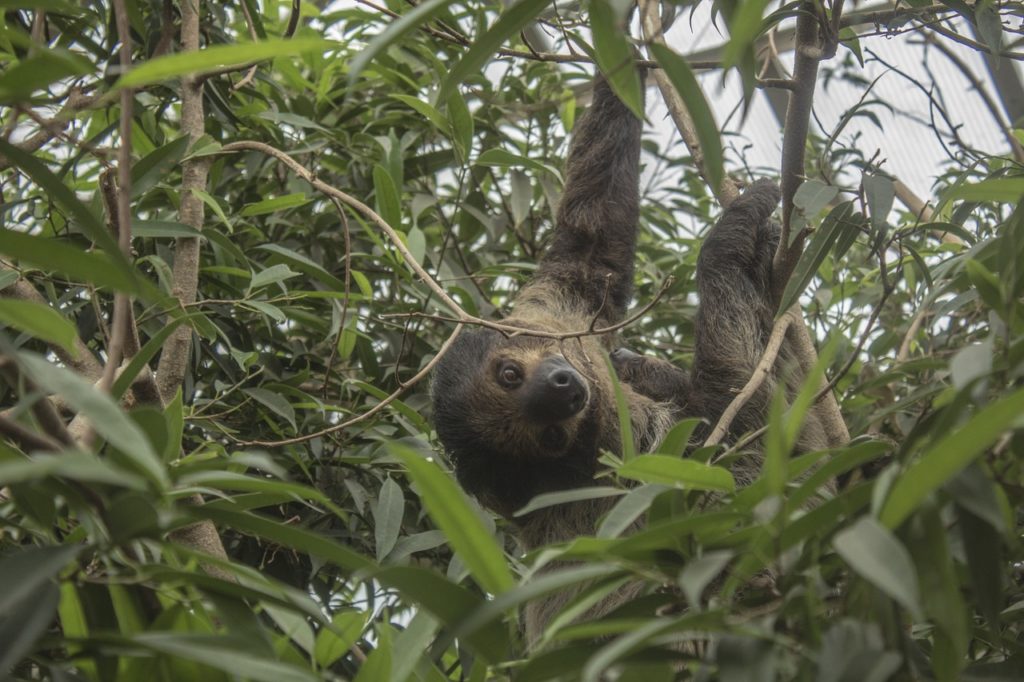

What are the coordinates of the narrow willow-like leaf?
(0, 230, 141, 294)
(240, 193, 309, 217)
(946, 176, 1024, 202)
(0, 544, 79, 614)
(777, 201, 854, 315)
(131, 633, 318, 682)
(476, 148, 560, 178)
(0, 140, 125, 262)
(617, 454, 735, 492)
(589, 0, 644, 120)
(19, 354, 167, 487)
(442, 0, 550, 97)
(119, 38, 333, 88)
(879, 386, 1024, 528)
(833, 517, 922, 619)
(372, 565, 509, 662)
(390, 444, 514, 594)
(515, 486, 625, 517)
(650, 43, 723, 191)
(373, 478, 405, 561)
(196, 507, 373, 572)
(349, 0, 455, 84)
(0, 299, 78, 356)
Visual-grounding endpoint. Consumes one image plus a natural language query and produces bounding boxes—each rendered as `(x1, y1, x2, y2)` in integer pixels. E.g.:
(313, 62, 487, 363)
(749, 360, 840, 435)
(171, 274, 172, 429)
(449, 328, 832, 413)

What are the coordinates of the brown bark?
(156, 0, 210, 403)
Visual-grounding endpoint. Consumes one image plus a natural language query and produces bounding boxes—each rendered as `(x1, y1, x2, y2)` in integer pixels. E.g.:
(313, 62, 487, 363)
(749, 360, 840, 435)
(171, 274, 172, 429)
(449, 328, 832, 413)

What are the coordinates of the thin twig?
(703, 309, 797, 447)
(322, 197, 353, 401)
(99, 0, 135, 394)
(198, 0, 303, 85)
(156, 0, 211, 403)
(639, 0, 740, 206)
(377, 276, 675, 341)
(0, 412, 64, 452)
(237, 325, 466, 447)
(922, 30, 1024, 162)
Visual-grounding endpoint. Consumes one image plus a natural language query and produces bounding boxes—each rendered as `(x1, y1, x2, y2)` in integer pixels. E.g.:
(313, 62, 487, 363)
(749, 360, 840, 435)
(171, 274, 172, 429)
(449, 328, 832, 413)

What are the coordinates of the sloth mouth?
(540, 425, 568, 450)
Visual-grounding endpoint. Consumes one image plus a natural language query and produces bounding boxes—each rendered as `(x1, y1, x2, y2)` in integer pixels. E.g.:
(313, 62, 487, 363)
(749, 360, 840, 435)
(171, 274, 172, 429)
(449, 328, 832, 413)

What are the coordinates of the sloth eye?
(496, 363, 523, 388)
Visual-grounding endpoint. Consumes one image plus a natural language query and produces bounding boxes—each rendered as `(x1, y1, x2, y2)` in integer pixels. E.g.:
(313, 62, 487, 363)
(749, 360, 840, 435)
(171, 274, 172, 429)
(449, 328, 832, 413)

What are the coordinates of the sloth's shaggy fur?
(431, 76, 827, 645)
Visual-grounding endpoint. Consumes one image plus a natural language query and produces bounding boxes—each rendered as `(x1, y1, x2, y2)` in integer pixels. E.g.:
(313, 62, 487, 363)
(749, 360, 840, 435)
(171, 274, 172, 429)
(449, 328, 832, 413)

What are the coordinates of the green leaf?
(0, 299, 78, 355)
(964, 259, 1003, 313)
(616, 454, 735, 492)
(879, 386, 1024, 528)
(514, 486, 625, 517)
(390, 444, 514, 594)
(371, 566, 508, 661)
(314, 610, 367, 669)
(604, 355, 636, 460)
(18, 354, 167, 487)
(447, 89, 474, 163)
(833, 517, 922, 618)
(195, 507, 373, 573)
(655, 417, 703, 457)
(589, 0, 644, 120)
(243, 387, 297, 431)
(119, 38, 334, 88)
(249, 263, 300, 291)
(0, 48, 93, 103)
(722, 0, 771, 68)
(112, 313, 201, 399)
(476, 148, 559, 178)
(0, 140, 129, 265)
(0, 544, 79, 614)
(131, 633, 318, 682)
(0, 451, 149, 490)
(192, 189, 233, 230)
(975, 0, 1004, 53)
(777, 201, 853, 315)
(391, 94, 449, 132)
(442, 0, 550, 97)
(596, 485, 665, 538)
(946, 177, 1024, 202)
(863, 173, 895, 232)
(0, 581, 59, 674)
(373, 478, 405, 561)
(959, 506, 1004, 632)
(650, 44, 722, 191)
(240, 193, 309, 217)
(132, 136, 190, 198)
(793, 179, 839, 219)
(0, 230, 140, 294)
(373, 164, 401, 228)
(349, 0, 456, 84)
(679, 550, 733, 609)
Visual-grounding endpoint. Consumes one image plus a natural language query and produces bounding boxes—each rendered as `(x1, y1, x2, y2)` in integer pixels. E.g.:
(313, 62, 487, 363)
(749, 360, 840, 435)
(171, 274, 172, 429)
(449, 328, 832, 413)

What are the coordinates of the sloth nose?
(526, 360, 587, 422)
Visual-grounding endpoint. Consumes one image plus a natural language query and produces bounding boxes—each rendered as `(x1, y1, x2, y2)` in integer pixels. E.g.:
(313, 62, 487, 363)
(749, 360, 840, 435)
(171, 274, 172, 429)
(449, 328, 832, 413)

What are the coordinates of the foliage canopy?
(1, 0, 1023, 680)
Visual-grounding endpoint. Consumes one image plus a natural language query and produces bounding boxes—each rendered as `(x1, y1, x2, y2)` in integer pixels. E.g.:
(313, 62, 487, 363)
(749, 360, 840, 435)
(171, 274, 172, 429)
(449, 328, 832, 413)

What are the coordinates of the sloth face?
(433, 330, 593, 459)
(431, 329, 607, 516)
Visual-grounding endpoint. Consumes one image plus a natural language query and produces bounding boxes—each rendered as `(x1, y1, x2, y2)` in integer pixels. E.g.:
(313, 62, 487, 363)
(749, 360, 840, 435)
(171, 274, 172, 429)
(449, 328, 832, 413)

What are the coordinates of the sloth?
(430, 73, 826, 641)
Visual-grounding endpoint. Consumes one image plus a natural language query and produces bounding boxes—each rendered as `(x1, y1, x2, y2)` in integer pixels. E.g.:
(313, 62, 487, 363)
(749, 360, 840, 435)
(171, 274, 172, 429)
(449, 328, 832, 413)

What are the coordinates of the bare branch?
(639, 0, 740, 206)
(704, 309, 798, 447)
(199, 0, 303, 86)
(100, 0, 135, 394)
(0, 88, 96, 171)
(156, 0, 211, 403)
(238, 324, 466, 447)
(773, 1, 851, 448)
(0, 412, 63, 453)
(0, 275, 103, 381)
(775, 3, 822, 293)
(923, 31, 1024, 163)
